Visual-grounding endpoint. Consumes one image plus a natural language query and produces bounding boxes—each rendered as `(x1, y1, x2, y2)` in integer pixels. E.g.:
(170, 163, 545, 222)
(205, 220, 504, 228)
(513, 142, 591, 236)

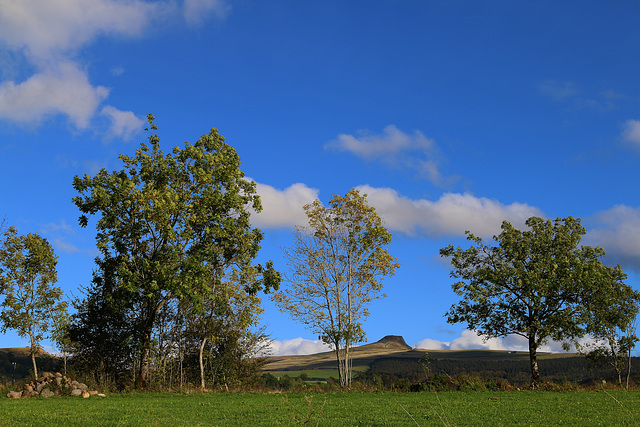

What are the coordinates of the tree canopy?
(72, 115, 279, 388)
(440, 216, 639, 388)
(272, 189, 399, 387)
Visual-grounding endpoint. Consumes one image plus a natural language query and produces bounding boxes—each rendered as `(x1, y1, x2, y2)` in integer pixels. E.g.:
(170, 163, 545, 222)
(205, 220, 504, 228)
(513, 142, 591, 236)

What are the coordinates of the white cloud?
(622, 119, 640, 148)
(329, 125, 434, 159)
(249, 181, 543, 238)
(0, 0, 156, 60)
(0, 0, 229, 132)
(586, 205, 640, 271)
(101, 106, 145, 141)
(183, 0, 231, 27)
(357, 185, 544, 238)
(266, 337, 332, 356)
(326, 125, 453, 187)
(415, 330, 582, 353)
(0, 61, 109, 128)
(251, 181, 319, 229)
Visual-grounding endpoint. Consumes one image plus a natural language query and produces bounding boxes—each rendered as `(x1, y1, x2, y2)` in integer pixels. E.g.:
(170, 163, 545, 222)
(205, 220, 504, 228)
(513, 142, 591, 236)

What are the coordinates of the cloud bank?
(586, 205, 640, 271)
(252, 181, 543, 238)
(415, 330, 587, 353)
(266, 338, 332, 356)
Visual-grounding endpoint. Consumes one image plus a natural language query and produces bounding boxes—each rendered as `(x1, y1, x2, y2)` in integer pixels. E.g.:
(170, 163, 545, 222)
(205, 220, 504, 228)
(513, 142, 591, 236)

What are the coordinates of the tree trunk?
(199, 337, 207, 390)
(29, 333, 38, 381)
(137, 319, 154, 389)
(528, 334, 540, 389)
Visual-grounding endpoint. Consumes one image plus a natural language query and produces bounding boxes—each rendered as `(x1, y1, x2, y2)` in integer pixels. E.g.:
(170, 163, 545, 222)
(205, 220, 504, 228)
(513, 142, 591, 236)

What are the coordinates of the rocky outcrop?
(5, 371, 105, 399)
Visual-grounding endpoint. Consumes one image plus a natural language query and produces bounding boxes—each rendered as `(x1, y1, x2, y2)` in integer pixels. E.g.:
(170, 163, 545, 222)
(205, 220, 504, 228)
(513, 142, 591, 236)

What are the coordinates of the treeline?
(360, 355, 640, 386)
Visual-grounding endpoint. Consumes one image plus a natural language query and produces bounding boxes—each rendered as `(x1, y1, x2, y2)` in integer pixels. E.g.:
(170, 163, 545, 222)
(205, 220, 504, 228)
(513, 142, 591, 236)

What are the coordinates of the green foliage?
(0, 227, 68, 380)
(273, 189, 399, 387)
(71, 115, 278, 388)
(440, 216, 638, 388)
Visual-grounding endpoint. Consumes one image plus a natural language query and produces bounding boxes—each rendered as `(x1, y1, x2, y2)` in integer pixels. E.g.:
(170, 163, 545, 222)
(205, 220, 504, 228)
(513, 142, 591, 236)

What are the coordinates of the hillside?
(0, 347, 61, 382)
(263, 335, 634, 384)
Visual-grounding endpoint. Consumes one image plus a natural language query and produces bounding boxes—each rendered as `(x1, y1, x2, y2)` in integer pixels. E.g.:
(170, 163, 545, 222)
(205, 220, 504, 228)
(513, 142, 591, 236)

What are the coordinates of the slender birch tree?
(272, 189, 399, 387)
(0, 227, 68, 380)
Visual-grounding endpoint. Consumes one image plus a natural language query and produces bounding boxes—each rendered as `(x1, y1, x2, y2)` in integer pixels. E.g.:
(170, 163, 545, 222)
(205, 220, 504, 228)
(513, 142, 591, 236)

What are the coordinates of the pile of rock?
(6, 372, 106, 398)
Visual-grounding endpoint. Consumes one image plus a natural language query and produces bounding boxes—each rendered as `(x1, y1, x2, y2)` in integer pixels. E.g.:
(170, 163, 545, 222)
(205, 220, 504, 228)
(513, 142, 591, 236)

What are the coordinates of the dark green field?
(2, 390, 639, 426)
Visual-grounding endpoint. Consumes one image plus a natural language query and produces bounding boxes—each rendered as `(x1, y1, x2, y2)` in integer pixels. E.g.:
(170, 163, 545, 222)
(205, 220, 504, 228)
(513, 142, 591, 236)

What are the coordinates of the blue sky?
(1, 1, 640, 355)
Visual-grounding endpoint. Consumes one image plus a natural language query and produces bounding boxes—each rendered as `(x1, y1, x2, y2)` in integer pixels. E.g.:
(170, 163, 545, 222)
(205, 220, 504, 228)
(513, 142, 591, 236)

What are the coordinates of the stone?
(70, 389, 83, 397)
(7, 391, 21, 399)
(89, 390, 99, 395)
(40, 388, 54, 398)
(82, 390, 90, 398)
(97, 393, 106, 398)
(79, 383, 88, 391)
(36, 382, 46, 393)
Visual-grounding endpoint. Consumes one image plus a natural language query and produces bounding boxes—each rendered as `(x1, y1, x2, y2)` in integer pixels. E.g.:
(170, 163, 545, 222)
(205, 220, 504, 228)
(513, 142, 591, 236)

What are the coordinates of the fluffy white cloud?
(357, 185, 543, 238)
(329, 125, 434, 159)
(0, 0, 156, 60)
(326, 125, 453, 187)
(250, 181, 319, 229)
(623, 119, 640, 147)
(0, 0, 228, 132)
(101, 105, 145, 141)
(0, 61, 109, 128)
(266, 337, 332, 356)
(415, 330, 582, 353)
(249, 181, 543, 239)
(586, 205, 640, 271)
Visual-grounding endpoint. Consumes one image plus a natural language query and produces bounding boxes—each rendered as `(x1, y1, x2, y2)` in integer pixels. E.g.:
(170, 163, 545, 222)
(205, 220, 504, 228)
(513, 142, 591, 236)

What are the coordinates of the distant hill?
(262, 335, 635, 384)
(0, 347, 60, 382)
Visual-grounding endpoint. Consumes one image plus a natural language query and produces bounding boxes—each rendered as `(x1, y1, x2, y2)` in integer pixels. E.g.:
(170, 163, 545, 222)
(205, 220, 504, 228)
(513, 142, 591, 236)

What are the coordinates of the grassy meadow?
(2, 390, 640, 426)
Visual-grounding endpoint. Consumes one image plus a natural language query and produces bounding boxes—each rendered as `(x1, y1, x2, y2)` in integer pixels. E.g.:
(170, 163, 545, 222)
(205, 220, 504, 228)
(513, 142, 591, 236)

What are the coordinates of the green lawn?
(1, 390, 639, 426)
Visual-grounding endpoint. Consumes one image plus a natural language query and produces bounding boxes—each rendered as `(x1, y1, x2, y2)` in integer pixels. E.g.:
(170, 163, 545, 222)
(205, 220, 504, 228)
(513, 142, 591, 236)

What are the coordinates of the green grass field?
(1, 390, 639, 426)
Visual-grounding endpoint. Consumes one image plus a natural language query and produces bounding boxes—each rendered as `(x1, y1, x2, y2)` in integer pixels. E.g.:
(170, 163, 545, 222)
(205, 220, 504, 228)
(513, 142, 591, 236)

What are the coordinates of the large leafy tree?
(272, 189, 399, 387)
(0, 227, 68, 380)
(72, 115, 279, 388)
(440, 216, 637, 388)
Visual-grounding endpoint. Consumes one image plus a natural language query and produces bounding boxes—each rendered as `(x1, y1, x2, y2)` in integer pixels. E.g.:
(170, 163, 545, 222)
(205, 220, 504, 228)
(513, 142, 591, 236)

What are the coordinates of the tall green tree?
(440, 217, 637, 389)
(0, 227, 68, 380)
(272, 189, 399, 387)
(72, 115, 279, 388)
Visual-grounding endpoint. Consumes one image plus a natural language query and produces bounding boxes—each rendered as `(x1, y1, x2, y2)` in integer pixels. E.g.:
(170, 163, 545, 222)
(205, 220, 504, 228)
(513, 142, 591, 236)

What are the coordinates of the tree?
(440, 216, 636, 389)
(72, 115, 279, 388)
(577, 286, 639, 388)
(0, 227, 68, 380)
(272, 189, 399, 387)
(67, 261, 140, 389)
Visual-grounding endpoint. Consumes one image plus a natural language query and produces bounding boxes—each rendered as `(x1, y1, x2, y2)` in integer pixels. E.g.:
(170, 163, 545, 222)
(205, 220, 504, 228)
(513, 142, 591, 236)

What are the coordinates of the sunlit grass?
(1, 390, 639, 426)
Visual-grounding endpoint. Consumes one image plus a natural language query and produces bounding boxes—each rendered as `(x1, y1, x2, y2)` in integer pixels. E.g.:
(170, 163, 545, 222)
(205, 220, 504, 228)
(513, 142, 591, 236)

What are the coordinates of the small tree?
(272, 189, 399, 387)
(0, 227, 68, 380)
(578, 287, 639, 388)
(440, 216, 636, 389)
